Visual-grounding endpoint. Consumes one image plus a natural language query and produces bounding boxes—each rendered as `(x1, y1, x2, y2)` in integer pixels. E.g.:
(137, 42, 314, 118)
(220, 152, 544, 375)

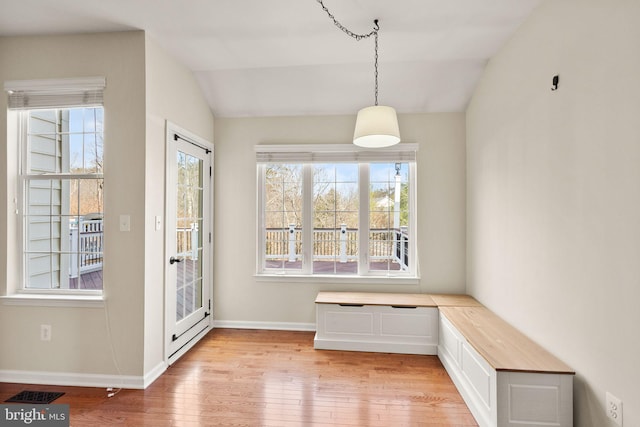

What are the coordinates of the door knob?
(169, 256, 182, 265)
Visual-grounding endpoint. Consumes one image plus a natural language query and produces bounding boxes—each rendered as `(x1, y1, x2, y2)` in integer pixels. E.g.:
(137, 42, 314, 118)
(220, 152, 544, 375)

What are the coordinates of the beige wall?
(213, 113, 466, 324)
(143, 36, 214, 374)
(0, 32, 214, 381)
(466, 1, 640, 426)
(0, 32, 147, 375)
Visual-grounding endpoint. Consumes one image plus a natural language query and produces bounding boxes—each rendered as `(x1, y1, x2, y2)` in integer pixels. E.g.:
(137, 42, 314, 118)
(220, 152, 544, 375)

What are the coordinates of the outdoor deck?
(266, 260, 401, 273)
(68, 260, 199, 321)
(176, 259, 200, 320)
(69, 270, 103, 290)
(68, 259, 400, 303)
(65, 223, 407, 292)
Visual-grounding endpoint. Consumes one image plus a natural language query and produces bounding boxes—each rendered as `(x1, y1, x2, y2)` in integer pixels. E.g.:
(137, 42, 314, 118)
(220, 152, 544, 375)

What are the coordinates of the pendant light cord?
(316, 0, 380, 106)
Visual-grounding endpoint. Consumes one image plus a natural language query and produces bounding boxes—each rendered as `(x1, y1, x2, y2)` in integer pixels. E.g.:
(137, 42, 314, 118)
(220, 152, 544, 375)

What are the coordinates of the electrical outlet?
(40, 324, 51, 341)
(119, 214, 131, 232)
(606, 391, 623, 426)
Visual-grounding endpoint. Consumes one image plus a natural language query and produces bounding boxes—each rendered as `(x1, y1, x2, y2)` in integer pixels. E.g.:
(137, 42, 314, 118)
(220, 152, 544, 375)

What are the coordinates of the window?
(6, 78, 105, 293)
(256, 144, 418, 280)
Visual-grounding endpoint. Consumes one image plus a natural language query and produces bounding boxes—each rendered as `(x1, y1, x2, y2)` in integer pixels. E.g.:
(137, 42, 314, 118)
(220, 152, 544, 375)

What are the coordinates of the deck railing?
(177, 223, 199, 260)
(266, 225, 409, 270)
(69, 218, 200, 279)
(70, 217, 104, 278)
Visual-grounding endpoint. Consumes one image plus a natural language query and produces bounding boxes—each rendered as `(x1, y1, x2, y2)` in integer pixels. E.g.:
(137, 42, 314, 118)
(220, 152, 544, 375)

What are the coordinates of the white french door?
(165, 122, 213, 364)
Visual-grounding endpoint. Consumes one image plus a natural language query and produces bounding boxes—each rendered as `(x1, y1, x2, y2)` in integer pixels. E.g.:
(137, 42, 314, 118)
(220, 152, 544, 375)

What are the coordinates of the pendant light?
(317, 1, 401, 148)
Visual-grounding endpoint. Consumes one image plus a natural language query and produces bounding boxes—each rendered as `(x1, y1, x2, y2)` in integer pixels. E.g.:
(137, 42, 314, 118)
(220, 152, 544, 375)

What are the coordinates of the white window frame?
(255, 143, 419, 284)
(3, 77, 106, 300)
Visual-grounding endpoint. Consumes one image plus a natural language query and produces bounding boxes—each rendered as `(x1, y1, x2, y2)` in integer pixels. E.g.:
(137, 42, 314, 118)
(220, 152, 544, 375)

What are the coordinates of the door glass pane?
(176, 150, 204, 321)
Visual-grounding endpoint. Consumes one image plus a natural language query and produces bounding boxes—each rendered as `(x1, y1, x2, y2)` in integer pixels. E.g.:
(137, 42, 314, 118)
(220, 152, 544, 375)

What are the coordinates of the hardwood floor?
(0, 329, 478, 426)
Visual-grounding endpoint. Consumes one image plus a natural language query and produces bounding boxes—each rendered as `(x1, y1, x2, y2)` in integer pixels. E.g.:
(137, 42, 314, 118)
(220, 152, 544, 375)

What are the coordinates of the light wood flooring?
(0, 329, 478, 426)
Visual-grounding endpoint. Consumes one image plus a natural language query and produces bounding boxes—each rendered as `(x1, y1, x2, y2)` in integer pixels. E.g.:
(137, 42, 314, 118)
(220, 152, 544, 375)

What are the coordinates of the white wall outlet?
(119, 214, 131, 232)
(606, 391, 623, 426)
(40, 324, 51, 341)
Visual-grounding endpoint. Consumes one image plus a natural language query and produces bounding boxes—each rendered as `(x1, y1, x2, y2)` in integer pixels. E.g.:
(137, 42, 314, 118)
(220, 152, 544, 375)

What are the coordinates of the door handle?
(169, 256, 182, 265)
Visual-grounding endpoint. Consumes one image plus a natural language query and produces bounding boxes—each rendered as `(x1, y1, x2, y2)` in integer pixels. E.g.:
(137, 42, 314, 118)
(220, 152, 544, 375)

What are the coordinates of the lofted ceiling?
(0, 0, 541, 117)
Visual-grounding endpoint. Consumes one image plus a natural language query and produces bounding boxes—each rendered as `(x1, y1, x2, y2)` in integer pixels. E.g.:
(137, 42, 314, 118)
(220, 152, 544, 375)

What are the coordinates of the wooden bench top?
(440, 306, 575, 375)
(429, 294, 482, 307)
(315, 292, 480, 307)
(315, 292, 436, 307)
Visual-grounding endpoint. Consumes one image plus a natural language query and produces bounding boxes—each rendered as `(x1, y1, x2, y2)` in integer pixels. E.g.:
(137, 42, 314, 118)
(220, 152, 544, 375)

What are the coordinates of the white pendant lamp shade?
(315, 4, 400, 148)
(353, 105, 401, 148)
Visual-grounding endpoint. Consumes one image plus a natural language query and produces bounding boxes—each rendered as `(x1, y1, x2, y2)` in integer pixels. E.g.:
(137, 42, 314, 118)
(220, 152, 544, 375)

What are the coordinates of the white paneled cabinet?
(438, 313, 498, 426)
(315, 302, 439, 355)
(438, 313, 573, 427)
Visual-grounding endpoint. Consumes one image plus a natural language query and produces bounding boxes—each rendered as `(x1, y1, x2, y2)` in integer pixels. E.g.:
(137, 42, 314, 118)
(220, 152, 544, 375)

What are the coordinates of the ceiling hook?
(373, 19, 379, 31)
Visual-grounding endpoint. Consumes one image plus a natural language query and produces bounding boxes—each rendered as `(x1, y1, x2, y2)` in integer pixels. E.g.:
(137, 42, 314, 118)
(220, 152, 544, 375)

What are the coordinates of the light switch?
(155, 215, 162, 231)
(120, 214, 131, 232)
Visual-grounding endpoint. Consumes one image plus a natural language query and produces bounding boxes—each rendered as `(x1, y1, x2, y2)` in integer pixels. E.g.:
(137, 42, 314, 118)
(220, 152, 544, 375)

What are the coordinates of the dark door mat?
(5, 390, 65, 404)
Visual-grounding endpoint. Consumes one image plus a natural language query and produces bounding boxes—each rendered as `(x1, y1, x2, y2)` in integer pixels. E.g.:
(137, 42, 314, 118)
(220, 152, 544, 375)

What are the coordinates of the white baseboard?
(143, 361, 167, 389)
(0, 324, 313, 390)
(0, 369, 149, 390)
(213, 320, 315, 332)
(0, 361, 167, 390)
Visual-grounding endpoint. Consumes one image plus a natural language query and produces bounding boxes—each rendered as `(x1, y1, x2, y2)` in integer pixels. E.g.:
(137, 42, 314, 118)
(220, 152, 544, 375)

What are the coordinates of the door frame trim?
(164, 121, 214, 365)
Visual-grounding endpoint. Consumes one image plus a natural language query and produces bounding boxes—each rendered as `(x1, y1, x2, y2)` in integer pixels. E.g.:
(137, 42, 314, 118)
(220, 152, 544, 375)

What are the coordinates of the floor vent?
(5, 391, 64, 404)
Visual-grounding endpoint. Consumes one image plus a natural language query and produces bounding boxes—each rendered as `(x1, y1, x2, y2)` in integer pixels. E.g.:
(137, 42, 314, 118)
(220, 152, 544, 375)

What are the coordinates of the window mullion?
(408, 162, 417, 276)
(302, 164, 314, 274)
(18, 113, 28, 290)
(20, 111, 28, 175)
(256, 164, 266, 273)
(358, 164, 369, 274)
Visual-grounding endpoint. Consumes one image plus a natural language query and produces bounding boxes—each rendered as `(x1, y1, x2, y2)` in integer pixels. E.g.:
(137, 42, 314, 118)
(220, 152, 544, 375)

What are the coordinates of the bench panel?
(461, 341, 493, 410)
(380, 307, 435, 339)
(439, 313, 462, 367)
(497, 371, 573, 427)
(324, 308, 374, 335)
(315, 303, 438, 355)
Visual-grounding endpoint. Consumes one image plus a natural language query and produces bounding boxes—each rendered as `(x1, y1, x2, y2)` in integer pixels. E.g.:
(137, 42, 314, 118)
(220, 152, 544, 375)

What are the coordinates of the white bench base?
(314, 303, 438, 355)
(438, 313, 573, 427)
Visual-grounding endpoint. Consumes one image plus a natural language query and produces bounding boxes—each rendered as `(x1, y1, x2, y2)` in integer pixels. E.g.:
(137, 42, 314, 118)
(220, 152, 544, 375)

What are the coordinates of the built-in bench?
(314, 292, 439, 355)
(314, 292, 575, 427)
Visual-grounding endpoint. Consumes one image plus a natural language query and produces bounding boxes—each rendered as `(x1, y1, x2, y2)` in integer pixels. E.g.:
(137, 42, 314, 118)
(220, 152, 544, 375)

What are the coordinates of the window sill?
(0, 293, 105, 308)
(255, 273, 420, 286)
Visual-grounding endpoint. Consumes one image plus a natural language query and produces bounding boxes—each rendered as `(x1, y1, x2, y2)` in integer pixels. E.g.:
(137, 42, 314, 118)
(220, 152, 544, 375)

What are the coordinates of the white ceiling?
(0, 0, 541, 117)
